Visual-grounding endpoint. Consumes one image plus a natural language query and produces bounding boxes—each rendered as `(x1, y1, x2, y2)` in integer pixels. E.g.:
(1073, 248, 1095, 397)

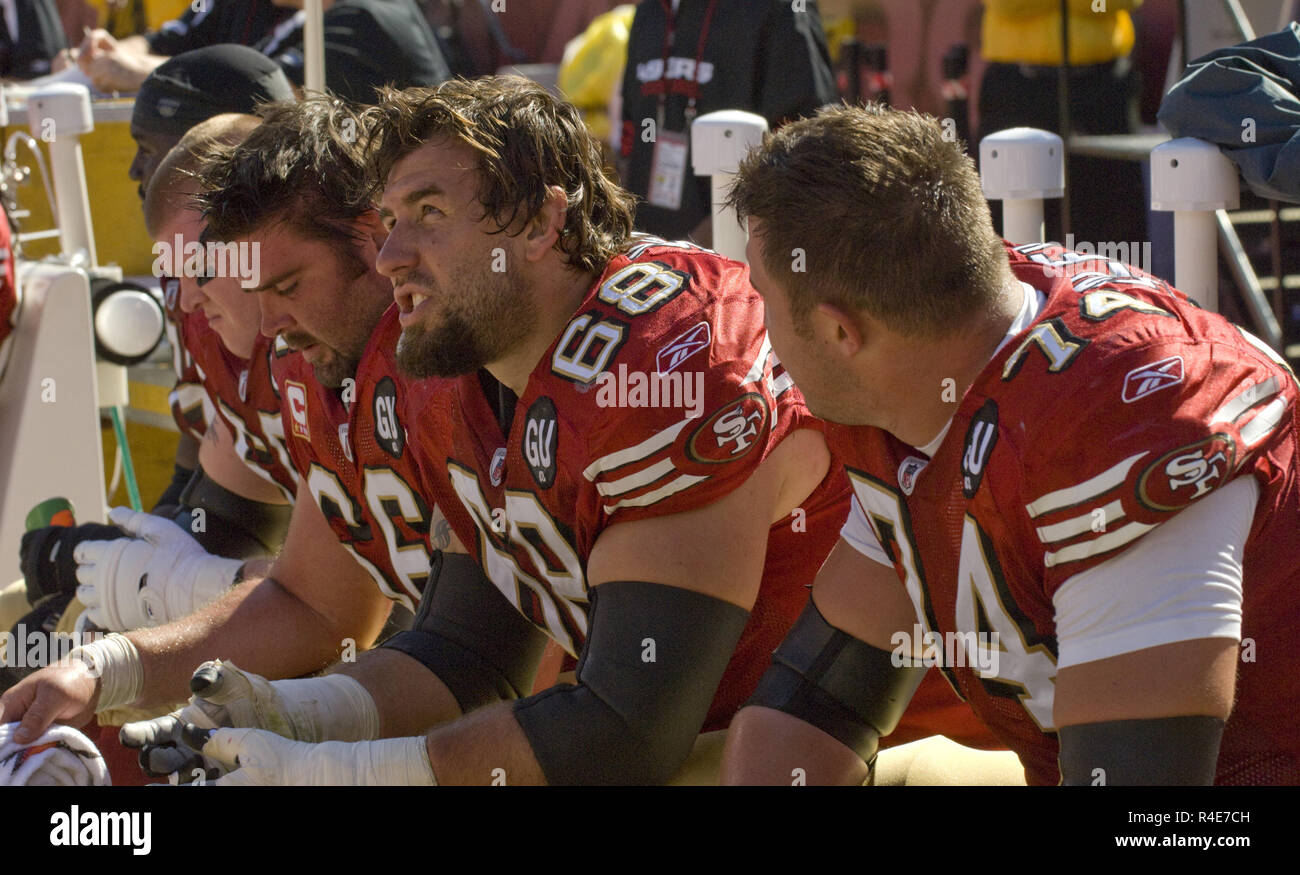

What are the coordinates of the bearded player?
(717, 104, 1300, 785)
(171, 78, 1001, 786)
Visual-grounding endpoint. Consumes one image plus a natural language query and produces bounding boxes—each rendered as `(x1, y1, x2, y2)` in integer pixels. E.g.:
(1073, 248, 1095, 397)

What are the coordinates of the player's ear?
(522, 185, 568, 261)
(814, 301, 865, 358)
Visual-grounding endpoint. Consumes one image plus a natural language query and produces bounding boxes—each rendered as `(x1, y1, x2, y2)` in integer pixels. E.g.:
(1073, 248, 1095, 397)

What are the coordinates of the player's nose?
(375, 222, 416, 284)
(257, 294, 293, 339)
(128, 147, 146, 183)
(177, 276, 204, 313)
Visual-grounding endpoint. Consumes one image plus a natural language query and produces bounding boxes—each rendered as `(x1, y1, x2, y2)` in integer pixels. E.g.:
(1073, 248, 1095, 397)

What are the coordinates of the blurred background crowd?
(3, 0, 1298, 340)
(0, 0, 1208, 244)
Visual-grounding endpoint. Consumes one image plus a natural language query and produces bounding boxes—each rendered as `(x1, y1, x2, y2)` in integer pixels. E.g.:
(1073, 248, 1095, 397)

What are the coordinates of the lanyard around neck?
(655, 0, 719, 127)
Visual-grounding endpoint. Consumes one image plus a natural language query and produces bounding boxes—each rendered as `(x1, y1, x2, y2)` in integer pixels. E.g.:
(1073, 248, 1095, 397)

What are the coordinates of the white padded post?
(0, 263, 106, 582)
(1150, 138, 1239, 313)
(691, 110, 768, 263)
(979, 128, 1064, 245)
(26, 84, 96, 267)
(304, 0, 326, 93)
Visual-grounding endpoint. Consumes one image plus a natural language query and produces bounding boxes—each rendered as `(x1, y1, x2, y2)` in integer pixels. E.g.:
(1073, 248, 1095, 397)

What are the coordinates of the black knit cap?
(132, 44, 295, 135)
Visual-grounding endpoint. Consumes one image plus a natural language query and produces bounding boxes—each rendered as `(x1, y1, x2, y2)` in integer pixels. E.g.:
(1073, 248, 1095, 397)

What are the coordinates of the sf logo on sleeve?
(688, 393, 768, 463)
(1139, 435, 1236, 510)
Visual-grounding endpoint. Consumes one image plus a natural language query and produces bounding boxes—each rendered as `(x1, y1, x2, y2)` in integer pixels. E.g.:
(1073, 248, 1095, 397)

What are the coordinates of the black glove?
(19, 522, 124, 603)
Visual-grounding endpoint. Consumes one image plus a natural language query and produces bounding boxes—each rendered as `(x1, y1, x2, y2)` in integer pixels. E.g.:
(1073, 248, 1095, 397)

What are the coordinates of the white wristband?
(71, 634, 143, 713)
(269, 674, 381, 742)
(358, 736, 437, 786)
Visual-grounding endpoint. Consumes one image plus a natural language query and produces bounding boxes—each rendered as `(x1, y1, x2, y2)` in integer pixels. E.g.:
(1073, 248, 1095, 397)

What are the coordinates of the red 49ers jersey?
(209, 334, 300, 501)
(162, 276, 299, 499)
(162, 276, 214, 443)
(826, 241, 1300, 785)
(274, 305, 435, 611)
(407, 237, 849, 730)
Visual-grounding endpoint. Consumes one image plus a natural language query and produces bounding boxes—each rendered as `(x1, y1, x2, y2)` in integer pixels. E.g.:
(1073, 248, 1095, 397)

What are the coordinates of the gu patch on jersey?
(1138, 433, 1236, 511)
(1122, 355, 1184, 403)
(285, 381, 310, 440)
(524, 396, 558, 488)
(961, 400, 999, 499)
(688, 393, 768, 464)
(373, 377, 404, 458)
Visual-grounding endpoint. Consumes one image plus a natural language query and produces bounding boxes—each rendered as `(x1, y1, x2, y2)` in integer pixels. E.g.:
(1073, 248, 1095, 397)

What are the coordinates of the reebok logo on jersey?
(286, 381, 309, 440)
(238, 369, 249, 403)
(372, 377, 404, 458)
(657, 321, 712, 375)
(961, 400, 999, 499)
(1122, 355, 1184, 403)
(524, 397, 559, 489)
(897, 456, 928, 496)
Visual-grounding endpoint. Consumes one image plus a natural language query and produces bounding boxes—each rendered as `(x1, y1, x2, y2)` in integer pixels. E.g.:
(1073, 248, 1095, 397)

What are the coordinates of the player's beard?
(396, 265, 536, 379)
(282, 329, 357, 389)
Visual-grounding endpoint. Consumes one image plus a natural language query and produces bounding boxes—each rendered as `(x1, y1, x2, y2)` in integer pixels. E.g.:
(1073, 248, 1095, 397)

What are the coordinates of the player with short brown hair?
(720, 104, 1300, 786)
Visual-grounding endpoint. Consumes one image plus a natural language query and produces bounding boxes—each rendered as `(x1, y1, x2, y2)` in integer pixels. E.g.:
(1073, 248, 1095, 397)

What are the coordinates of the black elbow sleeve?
(174, 464, 292, 558)
(513, 580, 750, 786)
(381, 551, 550, 713)
(746, 598, 927, 764)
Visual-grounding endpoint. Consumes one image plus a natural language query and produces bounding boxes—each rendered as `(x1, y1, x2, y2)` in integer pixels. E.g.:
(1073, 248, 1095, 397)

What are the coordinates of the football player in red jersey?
(21, 116, 301, 638)
(16, 116, 303, 644)
(717, 104, 1300, 785)
(0, 98, 461, 756)
(171, 77, 999, 786)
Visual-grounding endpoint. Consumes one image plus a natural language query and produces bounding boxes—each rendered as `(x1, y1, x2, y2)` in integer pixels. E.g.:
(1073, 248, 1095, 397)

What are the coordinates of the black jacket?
(621, 0, 837, 239)
(1, 0, 68, 80)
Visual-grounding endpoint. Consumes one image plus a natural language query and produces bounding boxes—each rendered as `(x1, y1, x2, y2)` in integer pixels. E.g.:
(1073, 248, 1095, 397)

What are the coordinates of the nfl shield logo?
(897, 456, 928, 496)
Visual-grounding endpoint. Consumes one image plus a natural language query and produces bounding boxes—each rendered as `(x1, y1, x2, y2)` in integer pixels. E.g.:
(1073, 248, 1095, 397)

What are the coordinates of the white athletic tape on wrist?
(71, 634, 143, 712)
(208, 731, 437, 785)
(182, 662, 381, 742)
(268, 674, 381, 742)
(363, 736, 437, 786)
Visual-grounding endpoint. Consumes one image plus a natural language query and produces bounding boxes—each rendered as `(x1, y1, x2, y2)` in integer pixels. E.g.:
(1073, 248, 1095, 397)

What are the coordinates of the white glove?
(199, 728, 436, 786)
(119, 660, 380, 780)
(72, 507, 243, 630)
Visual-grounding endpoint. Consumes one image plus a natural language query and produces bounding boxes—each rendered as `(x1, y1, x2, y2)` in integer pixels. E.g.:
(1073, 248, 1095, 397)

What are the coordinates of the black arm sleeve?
(150, 463, 196, 518)
(745, 598, 927, 763)
(512, 580, 751, 786)
(381, 551, 550, 713)
(173, 463, 291, 558)
(1058, 716, 1225, 785)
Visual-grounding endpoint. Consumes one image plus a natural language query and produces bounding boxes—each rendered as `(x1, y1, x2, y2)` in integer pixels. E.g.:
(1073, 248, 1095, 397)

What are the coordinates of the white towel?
(0, 723, 111, 786)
